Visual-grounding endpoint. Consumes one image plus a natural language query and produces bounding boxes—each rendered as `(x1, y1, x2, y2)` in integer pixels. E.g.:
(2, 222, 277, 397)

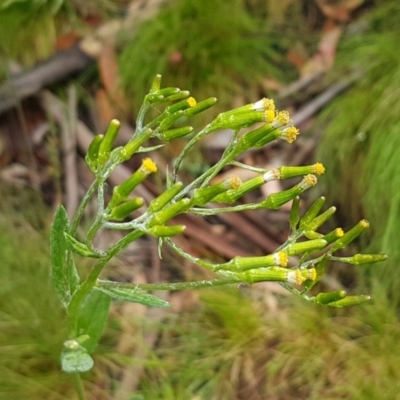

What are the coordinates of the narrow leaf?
(95, 286, 170, 308)
(66, 254, 80, 300)
(76, 290, 111, 353)
(65, 232, 101, 258)
(50, 205, 79, 307)
(137, 144, 165, 153)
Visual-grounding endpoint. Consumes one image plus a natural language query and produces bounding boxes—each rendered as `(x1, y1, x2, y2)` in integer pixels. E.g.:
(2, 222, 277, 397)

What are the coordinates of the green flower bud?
(262, 175, 318, 210)
(323, 228, 344, 244)
(289, 196, 301, 230)
(109, 158, 157, 208)
(150, 74, 162, 92)
(233, 124, 276, 156)
(121, 128, 154, 161)
(108, 198, 145, 221)
(213, 175, 267, 204)
(210, 110, 266, 131)
(315, 290, 347, 305)
(165, 90, 191, 102)
(145, 93, 165, 104)
(222, 98, 276, 117)
(149, 198, 191, 226)
(278, 163, 325, 180)
(146, 224, 186, 237)
(328, 295, 371, 308)
(331, 220, 369, 252)
(303, 257, 329, 292)
(254, 125, 300, 147)
(159, 110, 184, 131)
(190, 176, 242, 206)
(336, 253, 388, 265)
(148, 182, 184, 213)
(166, 97, 197, 114)
(159, 126, 194, 141)
(304, 230, 324, 240)
(307, 206, 336, 232)
(299, 197, 326, 230)
(216, 252, 288, 272)
(284, 239, 327, 256)
(97, 119, 121, 165)
(154, 87, 181, 97)
(85, 134, 104, 172)
(184, 97, 218, 116)
(239, 267, 316, 285)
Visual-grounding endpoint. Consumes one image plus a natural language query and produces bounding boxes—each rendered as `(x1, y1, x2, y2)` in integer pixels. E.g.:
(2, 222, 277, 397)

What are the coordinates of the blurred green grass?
(316, 0, 400, 309)
(2, 186, 400, 399)
(0, 187, 73, 400)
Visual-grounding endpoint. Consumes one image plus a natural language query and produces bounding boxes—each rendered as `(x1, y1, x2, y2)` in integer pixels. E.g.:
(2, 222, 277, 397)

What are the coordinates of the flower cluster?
(51, 74, 387, 374)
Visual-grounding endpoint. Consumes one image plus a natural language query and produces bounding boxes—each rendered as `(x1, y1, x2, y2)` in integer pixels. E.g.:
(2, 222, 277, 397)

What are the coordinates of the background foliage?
(1, 0, 400, 398)
(316, 0, 400, 308)
(119, 0, 294, 119)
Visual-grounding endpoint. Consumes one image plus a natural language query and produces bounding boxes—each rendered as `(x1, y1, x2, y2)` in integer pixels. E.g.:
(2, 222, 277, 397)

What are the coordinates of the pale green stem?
(73, 372, 86, 400)
(172, 125, 214, 183)
(136, 101, 150, 130)
(97, 278, 240, 291)
(67, 230, 145, 336)
(189, 203, 263, 215)
(164, 237, 217, 271)
(230, 161, 267, 174)
(70, 179, 99, 235)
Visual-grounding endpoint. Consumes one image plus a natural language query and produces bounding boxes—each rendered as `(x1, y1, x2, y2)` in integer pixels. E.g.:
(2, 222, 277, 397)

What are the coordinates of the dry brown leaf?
(300, 25, 343, 77)
(95, 88, 117, 125)
(98, 40, 129, 117)
(315, 0, 365, 22)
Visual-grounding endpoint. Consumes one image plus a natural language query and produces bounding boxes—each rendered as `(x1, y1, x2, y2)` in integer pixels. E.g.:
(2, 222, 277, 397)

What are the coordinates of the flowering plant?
(50, 75, 387, 397)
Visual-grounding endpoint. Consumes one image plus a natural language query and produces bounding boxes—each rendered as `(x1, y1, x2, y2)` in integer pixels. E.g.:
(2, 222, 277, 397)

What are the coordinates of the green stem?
(73, 372, 86, 400)
(189, 203, 262, 215)
(172, 125, 214, 183)
(136, 102, 150, 130)
(67, 230, 145, 337)
(70, 179, 100, 235)
(97, 277, 240, 291)
(164, 238, 217, 271)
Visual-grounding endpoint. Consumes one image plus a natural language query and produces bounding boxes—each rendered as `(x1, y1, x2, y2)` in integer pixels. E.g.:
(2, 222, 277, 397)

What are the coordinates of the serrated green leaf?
(50, 205, 79, 307)
(64, 232, 101, 258)
(61, 342, 94, 373)
(95, 286, 170, 308)
(76, 290, 111, 353)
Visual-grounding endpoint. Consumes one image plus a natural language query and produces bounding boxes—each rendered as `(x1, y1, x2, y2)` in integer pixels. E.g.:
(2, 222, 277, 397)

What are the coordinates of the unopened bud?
(149, 198, 191, 226)
(331, 220, 369, 252)
(121, 128, 154, 161)
(97, 119, 121, 165)
(191, 176, 242, 206)
(148, 182, 184, 213)
(284, 239, 327, 256)
(299, 197, 326, 230)
(146, 224, 186, 237)
(85, 134, 104, 172)
(108, 198, 145, 220)
(109, 158, 157, 207)
(315, 290, 347, 305)
(216, 252, 288, 272)
(184, 97, 218, 116)
(328, 295, 372, 307)
(262, 175, 317, 210)
(159, 126, 194, 141)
